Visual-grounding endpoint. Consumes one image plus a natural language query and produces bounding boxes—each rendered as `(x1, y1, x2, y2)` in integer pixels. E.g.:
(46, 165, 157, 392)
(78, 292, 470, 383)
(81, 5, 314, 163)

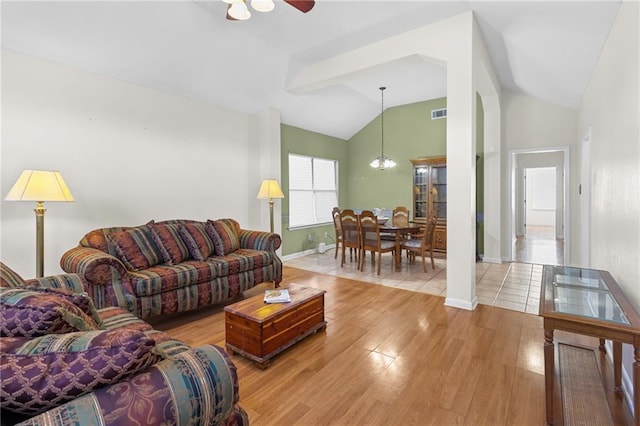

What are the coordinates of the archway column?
(444, 53, 478, 310)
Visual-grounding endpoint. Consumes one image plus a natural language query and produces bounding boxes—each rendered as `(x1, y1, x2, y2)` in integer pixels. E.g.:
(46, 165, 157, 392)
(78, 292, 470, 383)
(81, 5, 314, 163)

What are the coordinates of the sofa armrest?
(59, 247, 136, 312)
(15, 345, 248, 426)
(239, 229, 281, 252)
(60, 247, 127, 283)
(24, 274, 88, 294)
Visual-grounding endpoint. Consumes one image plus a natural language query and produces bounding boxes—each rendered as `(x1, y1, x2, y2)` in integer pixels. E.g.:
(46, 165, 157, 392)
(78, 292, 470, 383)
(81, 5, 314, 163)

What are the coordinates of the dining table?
(379, 223, 423, 271)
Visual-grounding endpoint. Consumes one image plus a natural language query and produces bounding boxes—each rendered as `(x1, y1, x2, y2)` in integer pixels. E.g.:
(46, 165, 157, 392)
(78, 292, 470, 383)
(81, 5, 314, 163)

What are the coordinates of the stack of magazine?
(263, 289, 291, 304)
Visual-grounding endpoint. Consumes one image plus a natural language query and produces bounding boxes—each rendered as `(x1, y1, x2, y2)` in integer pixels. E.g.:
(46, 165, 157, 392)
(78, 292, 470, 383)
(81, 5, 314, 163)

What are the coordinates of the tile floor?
(284, 248, 543, 315)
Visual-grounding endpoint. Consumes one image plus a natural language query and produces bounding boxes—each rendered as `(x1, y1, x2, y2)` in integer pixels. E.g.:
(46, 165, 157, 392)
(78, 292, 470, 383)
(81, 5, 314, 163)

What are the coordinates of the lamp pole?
(268, 198, 275, 233)
(34, 201, 46, 277)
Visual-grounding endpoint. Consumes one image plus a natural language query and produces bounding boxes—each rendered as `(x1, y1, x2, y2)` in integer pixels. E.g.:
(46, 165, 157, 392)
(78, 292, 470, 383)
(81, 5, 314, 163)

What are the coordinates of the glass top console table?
(539, 265, 640, 425)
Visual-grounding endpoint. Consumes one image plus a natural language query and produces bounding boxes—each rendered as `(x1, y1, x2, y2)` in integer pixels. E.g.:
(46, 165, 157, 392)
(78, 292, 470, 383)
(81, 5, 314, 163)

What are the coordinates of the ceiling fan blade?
(284, 0, 315, 13)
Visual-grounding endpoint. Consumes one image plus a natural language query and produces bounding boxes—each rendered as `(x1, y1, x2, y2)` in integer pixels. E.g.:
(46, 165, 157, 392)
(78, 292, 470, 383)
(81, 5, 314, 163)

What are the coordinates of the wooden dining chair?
(331, 207, 343, 259)
(391, 206, 410, 227)
(401, 215, 437, 272)
(358, 210, 396, 275)
(381, 206, 410, 241)
(339, 209, 360, 267)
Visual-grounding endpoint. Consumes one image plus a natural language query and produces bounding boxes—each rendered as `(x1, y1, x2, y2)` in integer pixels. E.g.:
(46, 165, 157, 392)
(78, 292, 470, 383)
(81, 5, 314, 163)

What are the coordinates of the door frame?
(580, 129, 591, 266)
(507, 146, 570, 263)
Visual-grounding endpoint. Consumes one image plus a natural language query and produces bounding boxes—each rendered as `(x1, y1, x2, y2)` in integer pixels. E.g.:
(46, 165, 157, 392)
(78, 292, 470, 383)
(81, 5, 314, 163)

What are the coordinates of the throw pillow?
(108, 224, 164, 271)
(0, 262, 29, 288)
(0, 287, 100, 337)
(150, 223, 191, 265)
(205, 219, 240, 256)
(178, 222, 216, 260)
(34, 287, 103, 328)
(0, 329, 159, 415)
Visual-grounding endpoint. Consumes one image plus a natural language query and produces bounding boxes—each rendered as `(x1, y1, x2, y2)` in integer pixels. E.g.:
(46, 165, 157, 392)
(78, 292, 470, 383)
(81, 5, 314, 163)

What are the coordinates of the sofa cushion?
(150, 223, 191, 265)
(0, 329, 159, 415)
(206, 219, 240, 256)
(179, 222, 215, 260)
(207, 249, 272, 277)
(128, 261, 220, 297)
(108, 224, 165, 271)
(128, 248, 274, 298)
(0, 287, 100, 337)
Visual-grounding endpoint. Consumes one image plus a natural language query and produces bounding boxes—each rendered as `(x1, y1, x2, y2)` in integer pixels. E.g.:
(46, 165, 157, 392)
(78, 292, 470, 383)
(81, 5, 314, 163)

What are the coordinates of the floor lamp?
(257, 179, 284, 233)
(5, 170, 75, 277)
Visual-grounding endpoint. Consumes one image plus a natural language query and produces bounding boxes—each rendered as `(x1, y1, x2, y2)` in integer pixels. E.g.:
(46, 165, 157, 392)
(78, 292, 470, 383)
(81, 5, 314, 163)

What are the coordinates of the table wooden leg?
(394, 235, 401, 272)
(613, 341, 622, 394)
(544, 328, 555, 425)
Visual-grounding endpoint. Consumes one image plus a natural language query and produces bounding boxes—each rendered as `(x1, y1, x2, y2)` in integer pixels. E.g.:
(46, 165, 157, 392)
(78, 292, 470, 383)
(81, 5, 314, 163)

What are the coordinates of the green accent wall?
(280, 124, 349, 255)
(346, 98, 447, 212)
(280, 95, 486, 257)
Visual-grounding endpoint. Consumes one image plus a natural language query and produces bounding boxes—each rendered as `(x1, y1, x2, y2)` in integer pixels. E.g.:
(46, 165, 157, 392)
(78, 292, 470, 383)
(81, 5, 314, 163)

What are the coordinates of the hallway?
(515, 225, 564, 265)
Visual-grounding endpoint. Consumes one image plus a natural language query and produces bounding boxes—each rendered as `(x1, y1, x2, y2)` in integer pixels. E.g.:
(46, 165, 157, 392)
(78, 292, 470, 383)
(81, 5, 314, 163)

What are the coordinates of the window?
(288, 154, 338, 228)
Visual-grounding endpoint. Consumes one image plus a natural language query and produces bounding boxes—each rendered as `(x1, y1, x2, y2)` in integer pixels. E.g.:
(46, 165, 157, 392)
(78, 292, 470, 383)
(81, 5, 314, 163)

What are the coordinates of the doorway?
(524, 167, 557, 237)
(509, 147, 569, 265)
(516, 167, 563, 264)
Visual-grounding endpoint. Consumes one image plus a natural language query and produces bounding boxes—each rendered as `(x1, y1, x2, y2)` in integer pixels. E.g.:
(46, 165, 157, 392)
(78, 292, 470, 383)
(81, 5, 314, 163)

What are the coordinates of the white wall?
(501, 90, 578, 261)
(579, 0, 639, 309)
(525, 167, 556, 228)
(1, 49, 271, 278)
(578, 1, 639, 413)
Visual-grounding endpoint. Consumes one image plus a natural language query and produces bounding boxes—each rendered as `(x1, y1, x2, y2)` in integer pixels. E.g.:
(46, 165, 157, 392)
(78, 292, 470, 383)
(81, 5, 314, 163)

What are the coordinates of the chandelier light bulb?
(228, 1, 251, 20)
(251, 0, 275, 12)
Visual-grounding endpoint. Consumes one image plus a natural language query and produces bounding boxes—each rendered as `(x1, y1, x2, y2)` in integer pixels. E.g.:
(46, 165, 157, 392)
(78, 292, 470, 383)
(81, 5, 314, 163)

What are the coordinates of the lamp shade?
(5, 170, 74, 202)
(256, 179, 284, 200)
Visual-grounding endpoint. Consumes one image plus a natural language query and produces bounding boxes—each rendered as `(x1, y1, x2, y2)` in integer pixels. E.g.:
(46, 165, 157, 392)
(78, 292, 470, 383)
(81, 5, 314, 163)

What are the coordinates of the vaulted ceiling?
(1, 1, 622, 139)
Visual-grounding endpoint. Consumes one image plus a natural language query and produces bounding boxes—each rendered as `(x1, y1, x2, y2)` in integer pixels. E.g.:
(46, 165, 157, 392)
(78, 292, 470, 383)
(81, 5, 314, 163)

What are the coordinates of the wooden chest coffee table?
(224, 284, 326, 369)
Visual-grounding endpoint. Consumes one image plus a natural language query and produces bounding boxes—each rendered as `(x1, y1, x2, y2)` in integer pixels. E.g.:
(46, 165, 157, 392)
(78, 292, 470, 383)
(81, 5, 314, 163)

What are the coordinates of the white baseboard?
(482, 257, 503, 264)
(444, 296, 478, 311)
(604, 340, 635, 417)
(281, 244, 336, 262)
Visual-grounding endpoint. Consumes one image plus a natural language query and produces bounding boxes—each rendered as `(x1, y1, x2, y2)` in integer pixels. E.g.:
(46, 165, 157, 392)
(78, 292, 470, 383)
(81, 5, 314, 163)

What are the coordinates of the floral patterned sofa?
(0, 262, 248, 426)
(60, 218, 282, 320)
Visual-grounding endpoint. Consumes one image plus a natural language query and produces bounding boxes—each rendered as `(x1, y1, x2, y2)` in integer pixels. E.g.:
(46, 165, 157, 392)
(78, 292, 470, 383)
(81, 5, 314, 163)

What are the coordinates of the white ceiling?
(1, 0, 622, 139)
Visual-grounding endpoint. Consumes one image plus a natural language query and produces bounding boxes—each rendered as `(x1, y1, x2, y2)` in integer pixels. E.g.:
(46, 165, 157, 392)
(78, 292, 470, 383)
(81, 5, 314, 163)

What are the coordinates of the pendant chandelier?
(223, 0, 315, 21)
(224, 0, 274, 20)
(370, 86, 396, 170)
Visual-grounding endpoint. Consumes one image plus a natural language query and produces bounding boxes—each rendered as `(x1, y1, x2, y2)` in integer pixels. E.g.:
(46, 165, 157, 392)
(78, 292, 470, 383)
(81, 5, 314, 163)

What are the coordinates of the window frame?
(287, 153, 339, 230)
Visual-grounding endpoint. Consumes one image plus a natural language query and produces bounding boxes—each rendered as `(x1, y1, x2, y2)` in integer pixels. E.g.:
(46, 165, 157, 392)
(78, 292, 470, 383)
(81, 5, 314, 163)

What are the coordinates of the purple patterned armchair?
(0, 262, 249, 426)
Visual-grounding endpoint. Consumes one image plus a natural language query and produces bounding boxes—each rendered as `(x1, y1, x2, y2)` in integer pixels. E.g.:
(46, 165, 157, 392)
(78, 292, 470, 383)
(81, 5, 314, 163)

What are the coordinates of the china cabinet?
(411, 156, 447, 254)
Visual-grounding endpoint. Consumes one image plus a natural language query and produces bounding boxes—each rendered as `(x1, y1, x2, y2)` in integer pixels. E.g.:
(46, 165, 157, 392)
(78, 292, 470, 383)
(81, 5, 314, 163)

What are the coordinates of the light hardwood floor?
(152, 267, 632, 426)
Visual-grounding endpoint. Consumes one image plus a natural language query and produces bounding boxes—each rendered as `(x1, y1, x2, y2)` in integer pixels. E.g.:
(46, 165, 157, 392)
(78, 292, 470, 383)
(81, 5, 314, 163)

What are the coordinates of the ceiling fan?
(225, 0, 315, 21)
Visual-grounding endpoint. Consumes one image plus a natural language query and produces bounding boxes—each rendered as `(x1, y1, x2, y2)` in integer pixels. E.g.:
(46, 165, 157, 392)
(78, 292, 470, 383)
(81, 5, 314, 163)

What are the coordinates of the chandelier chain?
(380, 86, 386, 156)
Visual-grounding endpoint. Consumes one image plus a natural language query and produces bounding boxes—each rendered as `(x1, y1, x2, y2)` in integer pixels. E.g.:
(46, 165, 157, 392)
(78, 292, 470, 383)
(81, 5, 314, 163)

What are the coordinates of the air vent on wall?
(431, 108, 447, 120)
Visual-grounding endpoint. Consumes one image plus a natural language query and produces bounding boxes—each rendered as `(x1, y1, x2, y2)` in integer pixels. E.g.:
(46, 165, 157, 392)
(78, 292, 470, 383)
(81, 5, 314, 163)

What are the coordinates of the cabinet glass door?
(430, 166, 447, 220)
(413, 166, 428, 219)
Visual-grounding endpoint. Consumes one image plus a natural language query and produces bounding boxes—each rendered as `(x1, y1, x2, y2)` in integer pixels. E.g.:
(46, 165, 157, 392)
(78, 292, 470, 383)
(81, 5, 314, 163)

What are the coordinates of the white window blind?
(289, 154, 338, 228)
